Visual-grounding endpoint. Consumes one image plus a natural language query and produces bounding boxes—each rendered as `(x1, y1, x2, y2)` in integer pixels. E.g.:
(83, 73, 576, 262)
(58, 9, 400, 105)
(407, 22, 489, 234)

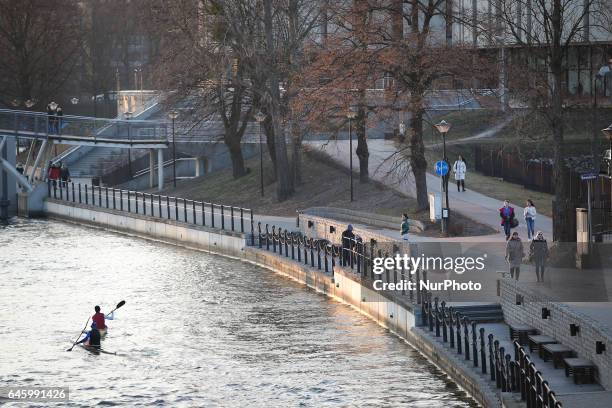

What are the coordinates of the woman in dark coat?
(529, 231, 549, 282)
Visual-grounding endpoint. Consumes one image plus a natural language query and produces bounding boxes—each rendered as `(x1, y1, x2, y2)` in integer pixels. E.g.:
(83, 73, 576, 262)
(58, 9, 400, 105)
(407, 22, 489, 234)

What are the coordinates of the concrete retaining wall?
(500, 279, 612, 390)
(302, 207, 425, 232)
(43, 199, 498, 407)
(45, 199, 247, 258)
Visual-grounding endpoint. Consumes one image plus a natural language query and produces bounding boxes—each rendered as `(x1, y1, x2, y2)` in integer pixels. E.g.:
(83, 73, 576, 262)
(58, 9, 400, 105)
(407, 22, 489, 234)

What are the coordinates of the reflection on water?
(0, 219, 478, 407)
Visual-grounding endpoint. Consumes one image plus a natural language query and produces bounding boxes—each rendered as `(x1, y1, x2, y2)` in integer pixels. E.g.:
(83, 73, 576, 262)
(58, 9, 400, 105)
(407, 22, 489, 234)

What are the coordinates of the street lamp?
(168, 110, 179, 188)
(49, 101, 58, 111)
(346, 108, 357, 202)
(434, 119, 452, 235)
(70, 97, 79, 105)
(254, 111, 266, 197)
(24, 99, 36, 108)
(125, 111, 133, 177)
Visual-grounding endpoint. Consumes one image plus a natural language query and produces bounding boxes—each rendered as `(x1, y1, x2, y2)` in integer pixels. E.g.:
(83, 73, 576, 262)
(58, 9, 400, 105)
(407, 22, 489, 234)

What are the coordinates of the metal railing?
(48, 181, 253, 240)
(0, 108, 169, 143)
(420, 296, 563, 408)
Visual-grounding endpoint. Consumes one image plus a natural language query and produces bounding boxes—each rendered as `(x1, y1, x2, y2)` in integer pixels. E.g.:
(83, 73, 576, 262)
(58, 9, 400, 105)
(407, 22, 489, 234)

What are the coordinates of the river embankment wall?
(44, 198, 499, 408)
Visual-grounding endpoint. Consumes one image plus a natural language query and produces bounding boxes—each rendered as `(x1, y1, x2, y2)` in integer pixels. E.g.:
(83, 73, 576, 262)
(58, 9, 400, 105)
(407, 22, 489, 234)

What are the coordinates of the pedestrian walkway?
(306, 139, 553, 242)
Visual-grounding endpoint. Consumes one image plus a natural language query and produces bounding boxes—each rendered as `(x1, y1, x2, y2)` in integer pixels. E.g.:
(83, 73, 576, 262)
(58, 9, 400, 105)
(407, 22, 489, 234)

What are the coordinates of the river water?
(0, 219, 477, 407)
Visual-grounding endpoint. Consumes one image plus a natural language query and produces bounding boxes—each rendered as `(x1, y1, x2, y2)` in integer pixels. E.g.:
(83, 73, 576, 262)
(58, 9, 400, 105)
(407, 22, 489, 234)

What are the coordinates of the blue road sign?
(581, 172, 598, 181)
(435, 161, 449, 176)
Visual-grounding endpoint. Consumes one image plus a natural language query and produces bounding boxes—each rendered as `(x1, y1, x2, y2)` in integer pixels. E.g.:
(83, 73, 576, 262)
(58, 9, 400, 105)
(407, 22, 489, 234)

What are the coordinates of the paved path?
(306, 139, 553, 242)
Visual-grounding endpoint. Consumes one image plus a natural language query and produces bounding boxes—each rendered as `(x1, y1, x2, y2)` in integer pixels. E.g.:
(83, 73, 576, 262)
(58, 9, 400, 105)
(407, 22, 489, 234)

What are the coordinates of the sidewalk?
(306, 139, 553, 242)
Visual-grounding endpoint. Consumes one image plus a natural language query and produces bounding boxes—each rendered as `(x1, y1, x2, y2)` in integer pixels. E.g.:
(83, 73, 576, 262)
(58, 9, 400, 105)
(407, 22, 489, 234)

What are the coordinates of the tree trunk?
(409, 99, 429, 211)
(264, 0, 293, 201)
(290, 122, 303, 185)
(226, 135, 247, 178)
(355, 104, 369, 183)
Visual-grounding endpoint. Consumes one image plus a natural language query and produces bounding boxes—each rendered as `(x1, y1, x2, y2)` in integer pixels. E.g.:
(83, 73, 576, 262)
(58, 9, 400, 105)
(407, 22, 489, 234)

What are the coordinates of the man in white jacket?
(453, 155, 467, 192)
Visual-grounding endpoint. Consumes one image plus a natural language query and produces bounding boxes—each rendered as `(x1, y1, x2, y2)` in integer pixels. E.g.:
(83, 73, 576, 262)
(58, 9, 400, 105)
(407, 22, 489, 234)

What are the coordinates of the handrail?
(0, 107, 162, 124)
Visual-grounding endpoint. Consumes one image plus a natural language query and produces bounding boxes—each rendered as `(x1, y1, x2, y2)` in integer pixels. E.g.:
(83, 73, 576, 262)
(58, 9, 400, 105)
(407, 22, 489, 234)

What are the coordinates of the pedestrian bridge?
(0, 108, 171, 201)
(0, 108, 169, 148)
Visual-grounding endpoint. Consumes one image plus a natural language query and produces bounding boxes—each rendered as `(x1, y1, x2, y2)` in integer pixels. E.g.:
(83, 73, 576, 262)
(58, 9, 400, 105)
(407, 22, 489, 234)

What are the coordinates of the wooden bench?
(527, 334, 558, 357)
(509, 324, 538, 346)
(542, 343, 574, 369)
(564, 358, 597, 384)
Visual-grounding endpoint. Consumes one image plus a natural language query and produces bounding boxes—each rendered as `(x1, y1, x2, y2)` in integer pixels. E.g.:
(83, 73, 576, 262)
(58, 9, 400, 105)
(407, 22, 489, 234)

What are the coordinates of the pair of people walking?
(499, 199, 538, 241)
(505, 230, 549, 282)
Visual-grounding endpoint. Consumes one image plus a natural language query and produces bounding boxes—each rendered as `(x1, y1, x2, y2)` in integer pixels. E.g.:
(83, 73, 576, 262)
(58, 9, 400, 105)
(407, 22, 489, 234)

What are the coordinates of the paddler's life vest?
(92, 312, 106, 330)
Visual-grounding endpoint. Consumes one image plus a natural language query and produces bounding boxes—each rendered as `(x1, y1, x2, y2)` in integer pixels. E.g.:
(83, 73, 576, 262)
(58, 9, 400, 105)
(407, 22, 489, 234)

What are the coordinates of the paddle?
(106, 300, 126, 318)
(67, 317, 90, 352)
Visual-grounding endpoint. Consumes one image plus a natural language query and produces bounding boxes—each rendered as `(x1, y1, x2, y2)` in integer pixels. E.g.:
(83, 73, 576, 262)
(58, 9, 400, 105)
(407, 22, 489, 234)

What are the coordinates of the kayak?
(78, 344, 116, 355)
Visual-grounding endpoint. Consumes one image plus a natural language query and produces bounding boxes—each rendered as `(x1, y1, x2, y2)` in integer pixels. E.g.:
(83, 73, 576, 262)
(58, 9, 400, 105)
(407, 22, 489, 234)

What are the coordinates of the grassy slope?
(153, 148, 494, 236)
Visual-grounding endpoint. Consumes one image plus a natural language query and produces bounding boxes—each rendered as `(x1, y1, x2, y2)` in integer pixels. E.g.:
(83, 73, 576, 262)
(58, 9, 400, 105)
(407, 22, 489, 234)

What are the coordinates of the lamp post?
(168, 110, 179, 188)
(435, 120, 451, 235)
(603, 124, 612, 217)
(125, 111, 133, 177)
(346, 108, 357, 202)
(254, 111, 266, 197)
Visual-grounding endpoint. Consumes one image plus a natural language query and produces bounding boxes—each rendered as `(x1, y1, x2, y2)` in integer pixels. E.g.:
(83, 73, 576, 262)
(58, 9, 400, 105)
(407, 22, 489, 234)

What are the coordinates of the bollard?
(489, 334, 495, 381)
(480, 328, 487, 374)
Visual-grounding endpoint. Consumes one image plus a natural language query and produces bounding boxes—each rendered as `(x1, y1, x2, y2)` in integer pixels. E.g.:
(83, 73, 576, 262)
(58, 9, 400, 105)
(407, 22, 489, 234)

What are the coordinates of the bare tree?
(491, 0, 612, 241)
(0, 0, 81, 109)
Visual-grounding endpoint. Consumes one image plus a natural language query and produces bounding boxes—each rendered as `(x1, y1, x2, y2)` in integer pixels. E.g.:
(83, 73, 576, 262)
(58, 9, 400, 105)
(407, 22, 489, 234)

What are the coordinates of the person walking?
(400, 213, 410, 240)
(499, 200, 516, 240)
(46, 103, 57, 134)
(55, 106, 63, 134)
(529, 231, 549, 282)
(453, 155, 467, 192)
(60, 163, 71, 187)
(523, 199, 537, 240)
(341, 224, 356, 266)
(506, 231, 524, 280)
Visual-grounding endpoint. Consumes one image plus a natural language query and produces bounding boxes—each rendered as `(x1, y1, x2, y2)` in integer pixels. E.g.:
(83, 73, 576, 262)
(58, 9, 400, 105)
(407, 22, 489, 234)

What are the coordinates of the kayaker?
(92, 305, 107, 331)
(77, 322, 101, 349)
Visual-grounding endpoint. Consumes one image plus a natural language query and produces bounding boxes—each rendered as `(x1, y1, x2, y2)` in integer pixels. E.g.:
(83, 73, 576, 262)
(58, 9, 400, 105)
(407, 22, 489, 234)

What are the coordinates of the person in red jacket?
(92, 305, 107, 333)
(499, 200, 515, 240)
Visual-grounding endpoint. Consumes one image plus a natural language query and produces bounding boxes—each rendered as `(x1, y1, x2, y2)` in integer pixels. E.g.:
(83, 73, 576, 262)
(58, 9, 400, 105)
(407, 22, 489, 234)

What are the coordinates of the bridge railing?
(0, 108, 169, 143)
(48, 181, 254, 241)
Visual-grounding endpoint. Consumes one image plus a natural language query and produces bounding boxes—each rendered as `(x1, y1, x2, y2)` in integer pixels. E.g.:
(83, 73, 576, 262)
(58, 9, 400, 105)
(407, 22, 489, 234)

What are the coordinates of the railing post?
(84, 185, 88, 204)
(183, 199, 187, 222)
(250, 209, 254, 246)
(71, 182, 75, 202)
(449, 308, 455, 348)
(98, 186, 102, 207)
(240, 208, 244, 233)
(135, 192, 139, 214)
(211, 203, 215, 228)
(105, 187, 109, 208)
(489, 334, 495, 382)
(257, 223, 262, 248)
(175, 197, 178, 221)
(441, 301, 448, 342)
(166, 196, 170, 219)
(192, 200, 196, 224)
(272, 226, 277, 252)
(472, 322, 478, 367)
(202, 202, 206, 226)
(464, 318, 470, 361)
(265, 224, 270, 250)
(480, 328, 487, 374)
(456, 312, 462, 355)
(230, 207, 235, 231)
(141, 193, 146, 215)
(158, 196, 162, 218)
(119, 189, 123, 211)
(127, 190, 131, 212)
(78, 183, 82, 204)
(284, 232, 289, 256)
(495, 341, 502, 389)
(434, 298, 440, 337)
(221, 205, 225, 230)
(112, 188, 116, 209)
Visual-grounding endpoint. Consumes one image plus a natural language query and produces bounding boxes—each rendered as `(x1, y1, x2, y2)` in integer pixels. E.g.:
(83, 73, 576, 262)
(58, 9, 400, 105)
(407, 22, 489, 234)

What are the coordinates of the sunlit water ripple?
(0, 219, 478, 407)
